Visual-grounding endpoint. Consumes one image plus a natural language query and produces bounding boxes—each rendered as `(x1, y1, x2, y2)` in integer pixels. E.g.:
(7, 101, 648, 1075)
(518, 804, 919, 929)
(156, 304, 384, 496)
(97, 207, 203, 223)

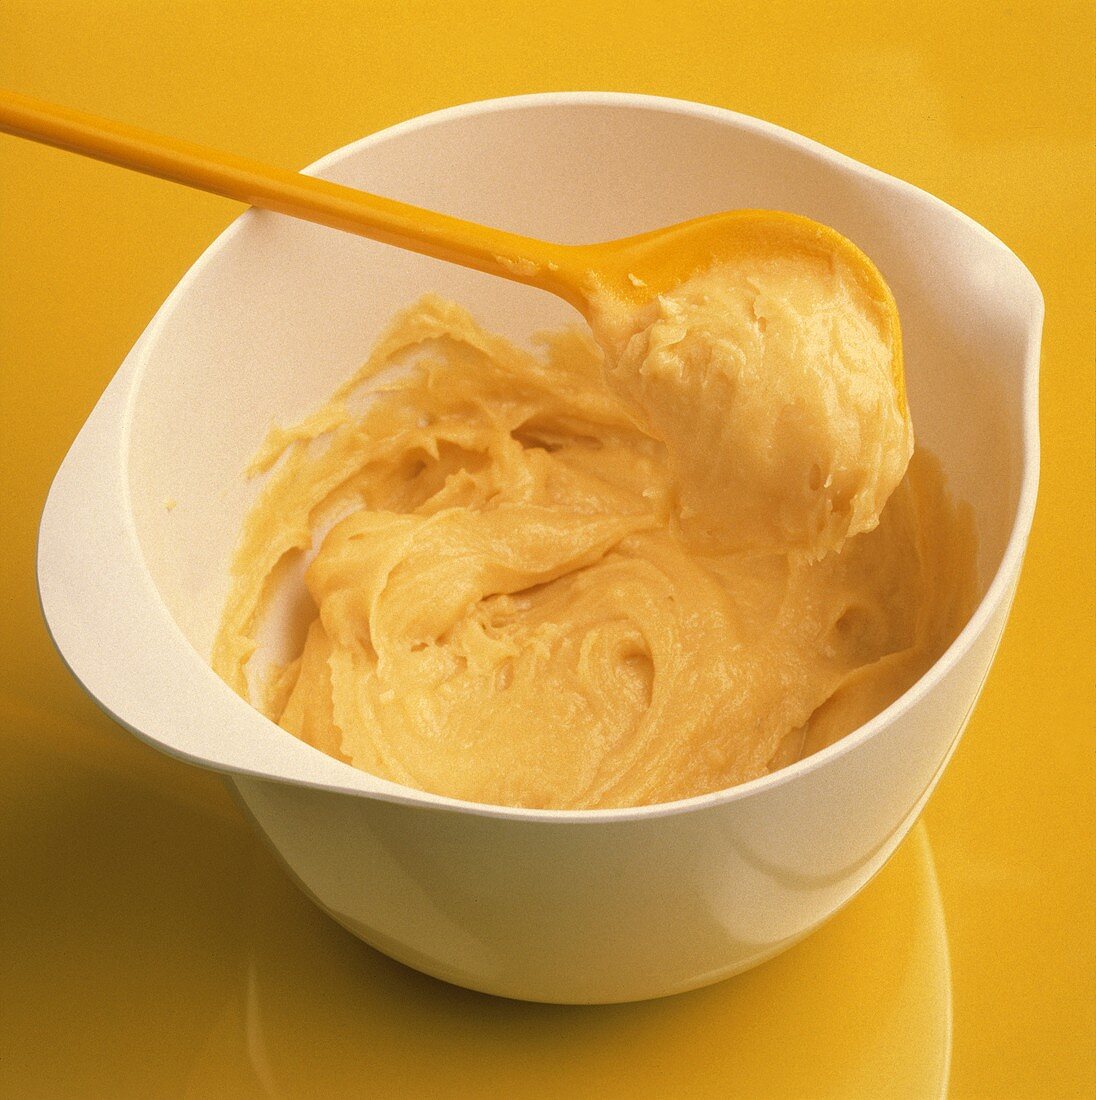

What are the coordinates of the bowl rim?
(41, 91, 1044, 823)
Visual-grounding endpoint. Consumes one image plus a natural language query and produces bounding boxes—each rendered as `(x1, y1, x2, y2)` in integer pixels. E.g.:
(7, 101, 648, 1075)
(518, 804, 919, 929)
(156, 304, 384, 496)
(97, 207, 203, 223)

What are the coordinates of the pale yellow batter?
(592, 246, 911, 558)
(213, 276, 975, 809)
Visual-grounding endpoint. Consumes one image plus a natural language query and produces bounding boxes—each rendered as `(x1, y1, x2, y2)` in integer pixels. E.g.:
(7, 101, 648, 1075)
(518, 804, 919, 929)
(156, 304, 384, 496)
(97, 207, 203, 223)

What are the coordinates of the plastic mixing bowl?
(38, 93, 1042, 1003)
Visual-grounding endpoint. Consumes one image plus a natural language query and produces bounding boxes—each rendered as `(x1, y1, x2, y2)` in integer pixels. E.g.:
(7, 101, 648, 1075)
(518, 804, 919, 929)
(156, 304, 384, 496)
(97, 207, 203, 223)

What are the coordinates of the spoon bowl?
(568, 208, 907, 411)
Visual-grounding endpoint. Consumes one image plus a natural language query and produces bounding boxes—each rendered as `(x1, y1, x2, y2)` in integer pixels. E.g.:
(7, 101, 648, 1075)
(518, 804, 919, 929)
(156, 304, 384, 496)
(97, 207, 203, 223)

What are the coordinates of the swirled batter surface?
(213, 288, 975, 809)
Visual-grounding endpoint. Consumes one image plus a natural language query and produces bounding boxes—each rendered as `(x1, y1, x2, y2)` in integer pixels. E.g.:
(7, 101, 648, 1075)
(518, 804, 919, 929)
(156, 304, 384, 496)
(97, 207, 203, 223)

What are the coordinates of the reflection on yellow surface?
(3, 700, 949, 1099)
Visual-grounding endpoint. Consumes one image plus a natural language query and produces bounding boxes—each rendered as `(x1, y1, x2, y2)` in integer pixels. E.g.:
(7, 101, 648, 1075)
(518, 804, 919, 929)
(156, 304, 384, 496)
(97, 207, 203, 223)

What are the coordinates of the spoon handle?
(0, 88, 582, 302)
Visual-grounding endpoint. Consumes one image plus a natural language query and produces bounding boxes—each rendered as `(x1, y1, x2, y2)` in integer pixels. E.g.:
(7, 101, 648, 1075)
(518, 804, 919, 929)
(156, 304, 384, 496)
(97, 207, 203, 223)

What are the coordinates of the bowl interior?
(126, 96, 1034, 674)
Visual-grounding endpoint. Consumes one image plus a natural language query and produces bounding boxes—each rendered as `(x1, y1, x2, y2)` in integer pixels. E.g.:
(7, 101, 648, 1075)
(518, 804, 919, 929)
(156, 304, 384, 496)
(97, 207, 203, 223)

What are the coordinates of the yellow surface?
(0, 0, 1092, 1095)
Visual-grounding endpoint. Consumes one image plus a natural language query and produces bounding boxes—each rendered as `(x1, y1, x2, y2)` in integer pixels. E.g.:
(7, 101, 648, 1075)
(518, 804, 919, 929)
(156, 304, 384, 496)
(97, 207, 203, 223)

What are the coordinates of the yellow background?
(2, 1, 1093, 1096)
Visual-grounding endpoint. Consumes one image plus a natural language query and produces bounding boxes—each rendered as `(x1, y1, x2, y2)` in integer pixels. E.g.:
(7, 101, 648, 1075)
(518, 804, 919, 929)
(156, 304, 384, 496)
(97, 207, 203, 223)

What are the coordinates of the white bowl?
(38, 93, 1041, 1004)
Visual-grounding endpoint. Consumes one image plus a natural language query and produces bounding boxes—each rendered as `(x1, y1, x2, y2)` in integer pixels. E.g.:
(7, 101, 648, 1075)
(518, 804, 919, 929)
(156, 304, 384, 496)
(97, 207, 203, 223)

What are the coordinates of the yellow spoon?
(0, 88, 903, 406)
